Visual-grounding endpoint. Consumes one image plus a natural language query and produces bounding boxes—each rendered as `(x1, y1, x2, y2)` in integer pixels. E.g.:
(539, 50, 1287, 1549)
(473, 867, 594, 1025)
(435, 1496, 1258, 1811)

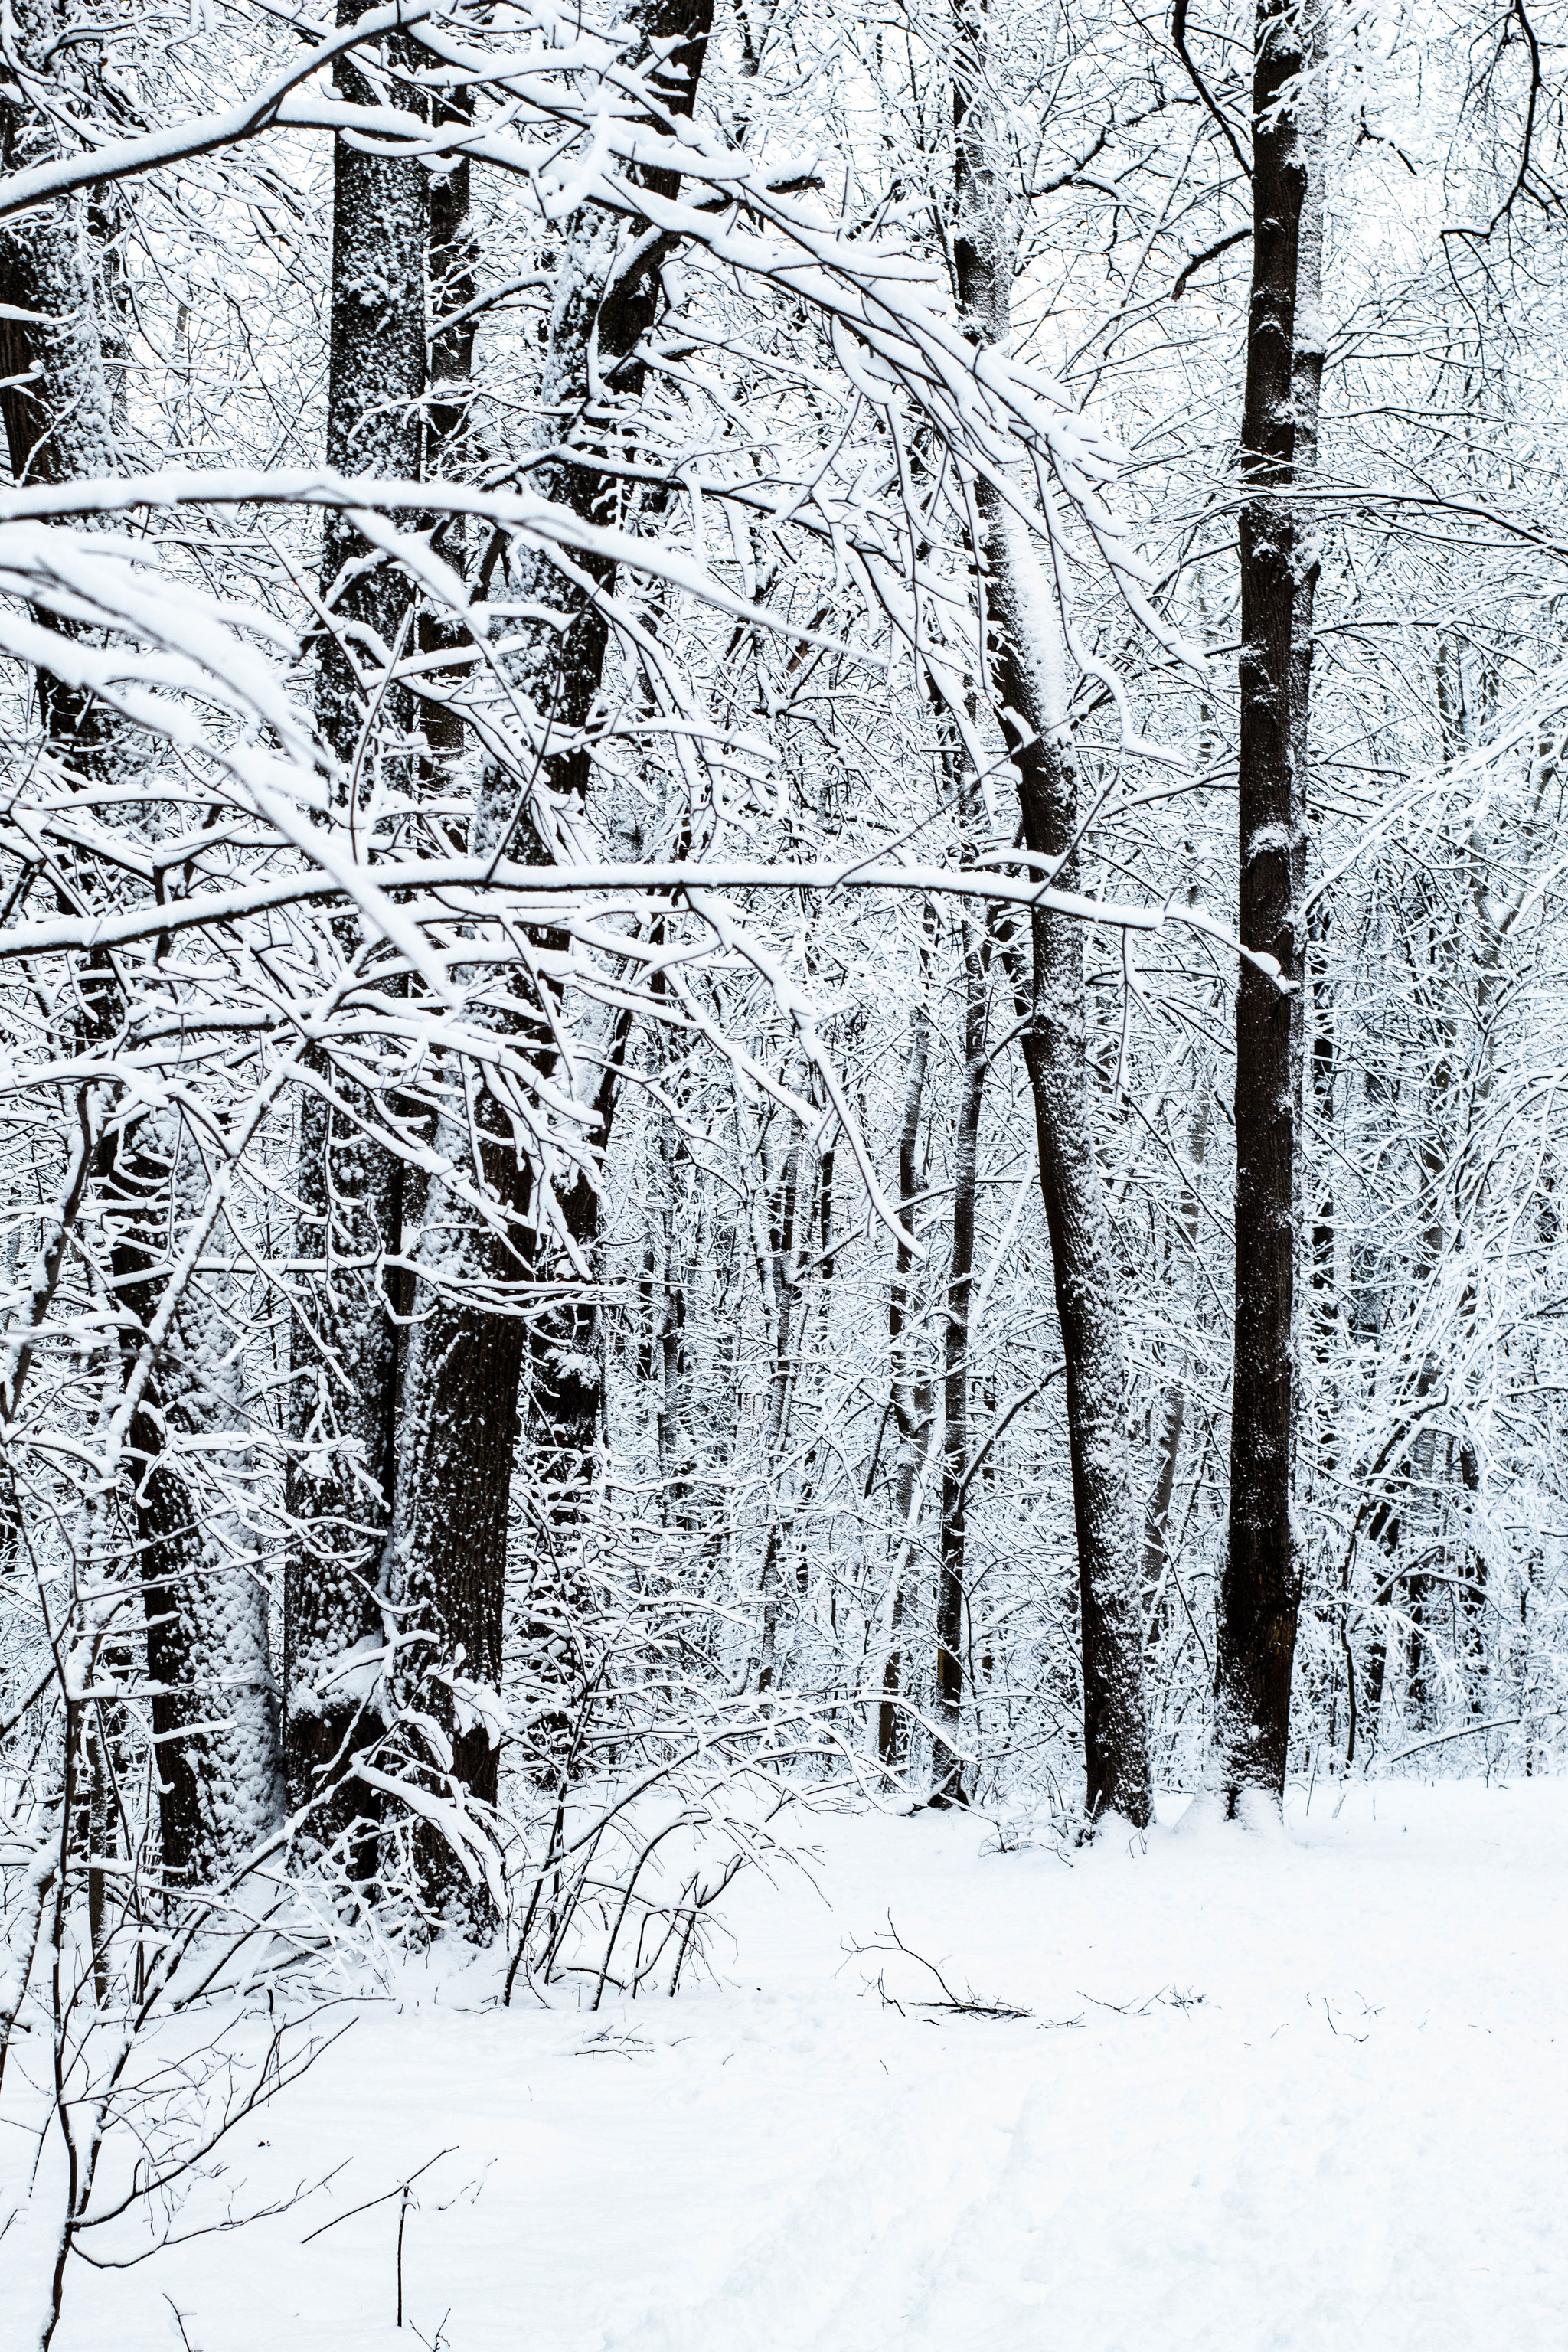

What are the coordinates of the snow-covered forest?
(3, 0, 1568, 2341)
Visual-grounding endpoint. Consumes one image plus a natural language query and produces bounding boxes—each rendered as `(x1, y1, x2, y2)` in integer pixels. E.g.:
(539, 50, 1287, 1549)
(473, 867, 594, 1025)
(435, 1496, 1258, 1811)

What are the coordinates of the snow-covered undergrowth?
(7, 1780, 1566, 2350)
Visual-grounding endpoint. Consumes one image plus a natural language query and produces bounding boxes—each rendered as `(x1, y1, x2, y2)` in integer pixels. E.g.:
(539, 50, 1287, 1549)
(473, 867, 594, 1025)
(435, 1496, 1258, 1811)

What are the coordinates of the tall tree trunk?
(1214, 0, 1325, 1808)
(877, 973, 932, 1771)
(0, 18, 115, 501)
(1456, 1435, 1488, 1711)
(109, 1137, 285, 1883)
(2, 2, 283, 1881)
(933, 866, 990, 1805)
(283, 0, 428, 1860)
(421, 117, 479, 773)
(756, 1138, 805, 1694)
(514, 0, 715, 1589)
(951, 8, 1152, 1827)
(386, 0, 713, 1884)
(1142, 1086, 1211, 1626)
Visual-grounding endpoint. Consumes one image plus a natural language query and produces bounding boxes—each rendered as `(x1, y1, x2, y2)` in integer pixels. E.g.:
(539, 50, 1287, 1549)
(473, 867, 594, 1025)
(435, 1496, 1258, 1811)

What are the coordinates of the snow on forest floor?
(11, 1779, 1568, 2352)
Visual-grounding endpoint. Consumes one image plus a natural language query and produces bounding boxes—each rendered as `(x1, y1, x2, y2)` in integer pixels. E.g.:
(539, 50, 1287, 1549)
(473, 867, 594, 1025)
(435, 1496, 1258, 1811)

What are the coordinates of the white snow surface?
(11, 1779, 1568, 2350)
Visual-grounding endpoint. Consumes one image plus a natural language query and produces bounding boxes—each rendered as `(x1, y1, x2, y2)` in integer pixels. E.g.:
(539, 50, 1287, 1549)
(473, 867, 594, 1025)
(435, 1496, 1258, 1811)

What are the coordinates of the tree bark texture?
(756, 1138, 804, 1695)
(513, 0, 715, 1527)
(952, 11, 1152, 1827)
(283, 0, 429, 1844)
(0, 0, 116, 502)
(420, 112, 479, 773)
(388, 0, 713, 1861)
(386, 1123, 532, 1869)
(877, 981, 932, 1771)
(933, 874, 989, 1805)
(314, 0, 427, 766)
(109, 1135, 284, 1883)
(2, 8, 283, 1880)
(1215, 0, 1325, 1805)
(1142, 1087, 1210, 1630)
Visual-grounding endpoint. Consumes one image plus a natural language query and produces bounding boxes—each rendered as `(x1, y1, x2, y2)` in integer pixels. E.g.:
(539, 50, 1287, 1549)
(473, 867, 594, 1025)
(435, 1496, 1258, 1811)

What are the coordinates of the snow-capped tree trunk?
(1214, 0, 1325, 1808)
(108, 1134, 285, 1881)
(2, 4, 283, 1880)
(387, 0, 713, 1869)
(877, 980, 932, 1771)
(514, 0, 715, 1576)
(283, 0, 428, 1853)
(1009, 711, 1153, 1831)
(756, 1136, 804, 1695)
(934, 814, 990, 1806)
(421, 102, 479, 774)
(952, 5, 1152, 1828)
(0, 19, 115, 500)
(1142, 1086, 1210, 1625)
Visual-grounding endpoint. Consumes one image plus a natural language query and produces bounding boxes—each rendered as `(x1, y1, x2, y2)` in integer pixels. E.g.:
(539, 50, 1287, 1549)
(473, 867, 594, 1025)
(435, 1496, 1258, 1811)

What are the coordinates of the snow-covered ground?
(12, 1779, 1568, 2351)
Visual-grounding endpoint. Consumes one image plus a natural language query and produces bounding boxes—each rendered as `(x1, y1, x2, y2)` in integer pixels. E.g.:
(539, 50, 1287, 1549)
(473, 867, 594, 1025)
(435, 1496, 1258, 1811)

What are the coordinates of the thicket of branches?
(3, 0, 1568, 2328)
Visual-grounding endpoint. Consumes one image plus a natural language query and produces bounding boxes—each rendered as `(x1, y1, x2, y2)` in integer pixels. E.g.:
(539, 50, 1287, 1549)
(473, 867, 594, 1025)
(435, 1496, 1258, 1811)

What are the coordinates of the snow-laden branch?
(0, 852, 1286, 982)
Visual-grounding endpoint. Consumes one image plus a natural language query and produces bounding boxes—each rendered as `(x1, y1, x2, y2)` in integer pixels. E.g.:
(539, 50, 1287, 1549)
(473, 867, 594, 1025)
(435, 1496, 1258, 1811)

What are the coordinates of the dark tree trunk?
(1457, 1436, 1488, 1709)
(109, 1139, 283, 1883)
(1011, 790, 1153, 1828)
(1142, 1090, 1210, 1625)
(387, 1132, 534, 1877)
(950, 14, 1152, 1826)
(283, 0, 428, 1858)
(933, 867, 989, 1805)
(313, 0, 427, 766)
(420, 109, 479, 773)
(1214, 0, 1325, 1808)
(2, 5, 283, 1881)
(877, 981, 932, 1772)
(0, 0, 116, 503)
(757, 1138, 805, 1695)
(387, 0, 714, 1888)
(514, 0, 715, 1546)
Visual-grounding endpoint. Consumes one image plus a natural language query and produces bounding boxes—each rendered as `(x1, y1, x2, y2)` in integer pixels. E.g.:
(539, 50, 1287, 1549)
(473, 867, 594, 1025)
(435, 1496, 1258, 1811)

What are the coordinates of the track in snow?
(11, 1782, 1566, 2351)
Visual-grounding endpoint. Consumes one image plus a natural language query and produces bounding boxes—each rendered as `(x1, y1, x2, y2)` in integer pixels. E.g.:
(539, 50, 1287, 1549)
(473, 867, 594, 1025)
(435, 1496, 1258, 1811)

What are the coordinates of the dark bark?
(283, 0, 429, 1855)
(1457, 1436, 1488, 1709)
(1142, 1090, 1210, 1627)
(109, 1138, 283, 1883)
(0, 2, 116, 502)
(2, 5, 283, 1880)
(757, 1138, 805, 1694)
(314, 0, 427, 768)
(877, 981, 932, 1772)
(282, 1107, 407, 1851)
(933, 881, 989, 1805)
(420, 109, 479, 773)
(515, 0, 715, 1501)
(950, 15, 1152, 1826)
(1011, 780, 1152, 1828)
(387, 0, 714, 1884)
(1307, 893, 1337, 1362)
(1214, 0, 1325, 1806)
(387, 1131, 534, 1845)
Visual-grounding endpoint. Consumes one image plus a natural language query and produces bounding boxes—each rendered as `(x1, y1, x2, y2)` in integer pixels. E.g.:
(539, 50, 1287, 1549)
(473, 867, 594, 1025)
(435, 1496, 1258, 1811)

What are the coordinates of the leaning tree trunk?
(951, 2, 1152, 1827)
(1009, 713, 1152, 1828)
(1214, 0, 1325, 1809)
(282, 0, 428, 1862)
(3, 0, 282, 1882)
